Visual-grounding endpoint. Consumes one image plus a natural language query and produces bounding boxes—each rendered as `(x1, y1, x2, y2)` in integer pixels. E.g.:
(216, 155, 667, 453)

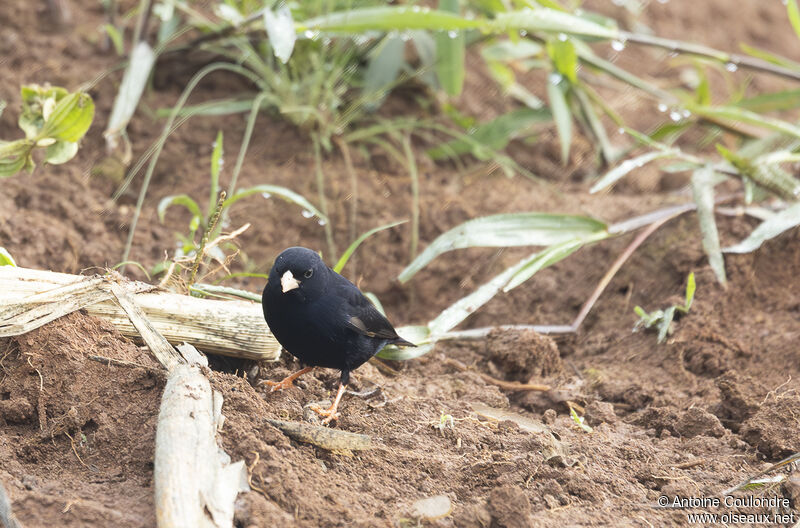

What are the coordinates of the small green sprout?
(0, 247, 16, 267)
(633, 272, 696, 344)
(435, 411, 455, 436)
(569, 407, 593, 433)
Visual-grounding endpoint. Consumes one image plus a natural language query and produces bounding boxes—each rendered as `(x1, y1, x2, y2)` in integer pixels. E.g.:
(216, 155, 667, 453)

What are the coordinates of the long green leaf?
(334, 220, 407, 273)
(298, 7, 482, 33)
(0, 247, 16, 266)
(491, 9, 618, 39)
(157, 194, 202, 223)
(547, 77, 572, 165)
(590, 150, 675, 193)
(503, 233, 608, 292)
(724, 202, 800, 253)
(788, 0, 800, 39)
(688, 104, 800, 140)
(435, 0, 466, 96)
(547, 38, 578, 83)
(691, 166, 726, 284)
(735, 89, 800, 114)
(427, 108, 551, 160)
(223, 184, 327, 224)
(398, 213, 607, 282)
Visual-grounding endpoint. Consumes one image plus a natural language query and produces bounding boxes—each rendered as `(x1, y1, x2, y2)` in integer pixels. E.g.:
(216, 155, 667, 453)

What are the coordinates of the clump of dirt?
(740, 392, 800, 459)
(484, 328, 563, 383)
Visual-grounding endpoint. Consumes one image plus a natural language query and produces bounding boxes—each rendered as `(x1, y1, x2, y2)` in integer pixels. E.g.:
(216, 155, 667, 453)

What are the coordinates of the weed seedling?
(633, 272, 696, 343)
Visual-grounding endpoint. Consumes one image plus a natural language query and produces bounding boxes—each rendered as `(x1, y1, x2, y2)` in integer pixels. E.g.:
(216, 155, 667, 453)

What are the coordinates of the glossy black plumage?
(262, 247, 414, 388)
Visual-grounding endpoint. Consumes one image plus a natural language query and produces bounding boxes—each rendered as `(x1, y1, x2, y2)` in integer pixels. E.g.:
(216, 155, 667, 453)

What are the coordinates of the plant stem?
(334, 136, 358, 268)
(312, 133, 338, 260)
(402, 133, 420, 262)
(620, 31, 800, 83)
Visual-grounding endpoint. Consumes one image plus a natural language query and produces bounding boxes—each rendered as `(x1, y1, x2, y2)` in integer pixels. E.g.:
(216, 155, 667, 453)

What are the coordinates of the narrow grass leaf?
(503, 233, 608, 292)
(399, 213, 608, 282)
(689, 104, 800, 140)
(156, 99, 264, 118)
(427, 250, 542, 335)
(691, 166, 726, 284)
(223, 184, 327, 224)
(104, 41, 156, 150)
(157, 194, 202, 223)
(736, 89, 800, 114)
(788, 0, 800, 39)
(334, 220, 407, 273)
(547, 78, 572, 165)
(210, 130, 223, 211)
(491, 9, 619, 39)
(264, 6, 296, 63)
(0, 247, 16, 267)
(298, 7, 481, 33)
(724, 202, 800, 253)
(435, 0, 465, 96)
(427, 108, 551, 160)
(590, 150, 674, 193)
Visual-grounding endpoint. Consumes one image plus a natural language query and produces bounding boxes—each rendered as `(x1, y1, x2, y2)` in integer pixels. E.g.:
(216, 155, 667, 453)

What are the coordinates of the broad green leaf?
(427, 108, 551, 160)
(547, 76, 572, 165)
(157, 194, 203, 223)
(788, 0, 800, 39)
(298, 7, 482, 33)
(691, 166, 726, 284)
(0, 247, 16, 266)
(0, 154, 28, 178)
(334, 220, 407, 273)
(105, 41, 156, 150)
(503, 233, 608, 292)
(223, 184, 327, 224)
(546, 37, 577, 83)
(44, 140, 78, 164)
(491, 8, 619, 39)
(363, 35, 405, 107)
(399, 213, 608, 282)
(264, 5, 296, 63)
(42, 91, 94, 142)
(724, 202, 800, 254)
(590, 150, 675, 193)
(435, 0, 466, 96)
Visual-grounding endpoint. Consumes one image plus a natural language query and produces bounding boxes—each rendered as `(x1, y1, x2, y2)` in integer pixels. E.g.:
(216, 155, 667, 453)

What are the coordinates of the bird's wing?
(329, 275, 401, 340)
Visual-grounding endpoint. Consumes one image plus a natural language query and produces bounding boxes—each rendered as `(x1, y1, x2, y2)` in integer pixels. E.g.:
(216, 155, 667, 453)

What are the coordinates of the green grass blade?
(427, 108, 551, 160)
(297, 7, 482, 33)
(490, 9, 619, 39)
(398, 213, 607, 282)
(547, 77, 572, 165)
(590, 150, 674, 193)
(735, 89, 800, 113)
(363, 35, 405, 107)
(223, 184, 328, 224)
(502, 233, 608, 292)
(435, 0, 466, 96)
(157, 194, 202, 223)
(688, 104, 800, 140)
(209, 130, 223, 216)
(0, 247, 16, 266)
(546, 37, 578, 83)
(691, 166, 726, 284)
(333, 220, 407, 273)
(724, 202, 800, 254)
(788, 0, 800, 39)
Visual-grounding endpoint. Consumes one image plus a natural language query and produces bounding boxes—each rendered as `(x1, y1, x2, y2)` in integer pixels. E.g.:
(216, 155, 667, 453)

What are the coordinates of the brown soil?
(2, 0, 800, 526)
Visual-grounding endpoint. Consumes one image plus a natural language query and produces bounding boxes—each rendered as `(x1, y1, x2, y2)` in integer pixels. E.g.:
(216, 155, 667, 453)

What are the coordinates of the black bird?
(262, 246, 415, 424)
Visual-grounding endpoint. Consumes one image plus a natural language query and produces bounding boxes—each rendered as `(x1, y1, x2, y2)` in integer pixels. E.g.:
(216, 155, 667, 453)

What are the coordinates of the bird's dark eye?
(304, 269, 313, 279)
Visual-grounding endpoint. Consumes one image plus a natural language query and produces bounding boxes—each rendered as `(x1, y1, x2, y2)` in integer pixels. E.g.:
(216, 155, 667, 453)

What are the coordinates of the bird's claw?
(308, 403, 340, 424)
(262, 378, 295, 392)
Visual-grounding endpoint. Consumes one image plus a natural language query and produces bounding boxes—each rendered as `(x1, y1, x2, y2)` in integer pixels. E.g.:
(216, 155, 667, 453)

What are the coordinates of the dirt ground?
(1, 0, 800, 526)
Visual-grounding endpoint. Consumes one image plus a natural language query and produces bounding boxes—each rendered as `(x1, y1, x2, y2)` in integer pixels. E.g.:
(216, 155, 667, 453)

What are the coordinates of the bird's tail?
(390, 336, 417, 348)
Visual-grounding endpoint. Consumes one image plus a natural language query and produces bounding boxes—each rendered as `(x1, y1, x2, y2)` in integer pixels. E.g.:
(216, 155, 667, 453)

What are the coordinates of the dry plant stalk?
(0, 266, 280, 361)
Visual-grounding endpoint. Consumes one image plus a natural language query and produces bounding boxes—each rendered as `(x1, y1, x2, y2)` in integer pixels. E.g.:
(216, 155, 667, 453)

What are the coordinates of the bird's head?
(268, 247, 328, 302)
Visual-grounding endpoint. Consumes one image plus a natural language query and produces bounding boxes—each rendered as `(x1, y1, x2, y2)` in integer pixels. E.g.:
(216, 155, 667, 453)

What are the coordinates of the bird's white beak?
(281, 270, 300, 293)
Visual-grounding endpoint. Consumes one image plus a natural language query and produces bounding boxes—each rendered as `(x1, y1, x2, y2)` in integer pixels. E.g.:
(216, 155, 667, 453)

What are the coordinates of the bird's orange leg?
(309, 383, 347, 424)
(263, 366, 314, 392)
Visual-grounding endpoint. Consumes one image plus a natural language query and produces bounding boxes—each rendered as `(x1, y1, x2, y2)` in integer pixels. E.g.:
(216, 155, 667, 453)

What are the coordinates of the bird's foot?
(260, 366, 315, 393)
(263, 378, 296, 392)
(308, 402, 341, 425)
